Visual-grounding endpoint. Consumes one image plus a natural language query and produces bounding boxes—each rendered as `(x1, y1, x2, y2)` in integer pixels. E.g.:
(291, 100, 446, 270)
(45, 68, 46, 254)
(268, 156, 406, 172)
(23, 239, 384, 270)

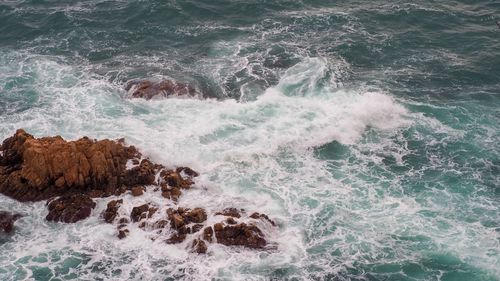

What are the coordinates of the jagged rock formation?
(0, 129, 277, 253)
(0, 211, 22, 233)
(46, 194, 96, 223)
(125, 80, 200, 100)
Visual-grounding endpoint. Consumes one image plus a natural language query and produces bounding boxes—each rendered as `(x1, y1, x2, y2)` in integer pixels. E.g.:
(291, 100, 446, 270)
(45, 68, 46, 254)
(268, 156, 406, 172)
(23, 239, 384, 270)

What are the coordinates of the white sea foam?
(0, 49, 498, 280)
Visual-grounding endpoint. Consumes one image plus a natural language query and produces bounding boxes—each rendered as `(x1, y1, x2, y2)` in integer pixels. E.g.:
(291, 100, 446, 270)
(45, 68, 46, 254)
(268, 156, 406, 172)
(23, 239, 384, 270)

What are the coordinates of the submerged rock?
(0, 211, 22, 233)
(46, 194, 96, 223)
(215, 208, 242, 218)
(214, 222, 267, 249)
(125, 80, 200, 100)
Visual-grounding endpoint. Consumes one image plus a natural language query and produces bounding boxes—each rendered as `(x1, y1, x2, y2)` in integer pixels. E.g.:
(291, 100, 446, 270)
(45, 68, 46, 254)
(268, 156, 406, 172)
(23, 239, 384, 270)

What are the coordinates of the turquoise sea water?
(0, 1, 499, 280)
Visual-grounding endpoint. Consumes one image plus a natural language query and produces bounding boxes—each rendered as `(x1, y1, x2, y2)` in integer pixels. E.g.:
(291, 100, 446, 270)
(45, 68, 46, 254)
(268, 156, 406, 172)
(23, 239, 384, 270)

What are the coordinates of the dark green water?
(0, 1, 499, 280)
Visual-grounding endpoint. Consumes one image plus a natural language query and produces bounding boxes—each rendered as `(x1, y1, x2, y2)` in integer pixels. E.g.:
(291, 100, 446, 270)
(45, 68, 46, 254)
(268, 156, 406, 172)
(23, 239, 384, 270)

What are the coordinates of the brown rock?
(160, 169, 194, 190)
(192, 239, 207, 254)
(131, 186, 144, 197)
(176, 167, 199, 177)
(186, 208, 207, 223)
(226, 217, 237, 225)
(215, 208, 241, 218)
(171, 213, 185, 229)
(0, 129, 162, 202)
(0, 211, 22, 233)
(250, 212, 276, 226)
(102, 199, 123, 223)
(214, 223, 267, 249)
(130, 204, 150, 222)
(118, 229, 129, 239)
(203, 226, 214, 242)
(191, 224, 204, 233)
(46, 194, 96, 223)
(125, 80, 200, 100)
(166, 233, 186, 244)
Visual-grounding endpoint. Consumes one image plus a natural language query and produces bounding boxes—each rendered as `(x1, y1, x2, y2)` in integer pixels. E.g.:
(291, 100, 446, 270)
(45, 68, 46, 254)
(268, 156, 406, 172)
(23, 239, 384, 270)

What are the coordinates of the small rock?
(166, 233, 186, 244)
(130, 204, 150, 222)
(214, 223, 267, 249)
(215, 208, 241, 218)
(191, 224, 204, 233)
(0, 211, 22, 233)
(118, 229, 129, 239)
(186, 208, 207, 223)
(249, 212, 276, 226)
(102, 199, 123, 223)
(131, 186, 144, 197)
(125, 80, 199, 100)
(203, 226, 214, 242)
(46, 194, 96, 223)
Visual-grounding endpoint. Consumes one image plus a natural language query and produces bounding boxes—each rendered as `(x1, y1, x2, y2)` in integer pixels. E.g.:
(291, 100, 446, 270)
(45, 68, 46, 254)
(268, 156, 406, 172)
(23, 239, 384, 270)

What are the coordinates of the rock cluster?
(125, 80, 200, 100)
(0, 129, 277, 252)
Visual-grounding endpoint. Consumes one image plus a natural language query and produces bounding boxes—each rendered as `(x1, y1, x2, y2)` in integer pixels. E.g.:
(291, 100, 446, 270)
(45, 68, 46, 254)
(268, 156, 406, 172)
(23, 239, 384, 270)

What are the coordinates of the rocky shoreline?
(0, 129, 276, 253)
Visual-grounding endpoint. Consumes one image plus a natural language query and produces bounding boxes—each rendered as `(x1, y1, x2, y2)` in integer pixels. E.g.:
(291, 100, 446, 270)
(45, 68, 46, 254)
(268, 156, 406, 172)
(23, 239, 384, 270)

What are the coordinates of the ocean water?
(0, 0, 499, 280)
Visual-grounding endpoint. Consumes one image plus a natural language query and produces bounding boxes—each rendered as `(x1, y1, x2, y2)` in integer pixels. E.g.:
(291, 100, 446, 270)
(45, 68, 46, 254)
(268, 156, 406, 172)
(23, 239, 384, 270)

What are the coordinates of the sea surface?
(0, 0, 499, 280)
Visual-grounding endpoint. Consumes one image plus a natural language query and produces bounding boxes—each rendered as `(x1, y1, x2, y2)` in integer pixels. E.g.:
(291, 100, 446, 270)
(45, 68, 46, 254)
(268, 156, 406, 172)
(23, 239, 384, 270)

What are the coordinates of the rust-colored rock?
(102, 199, 123, 223)
(226, 217, 237, 225)
(131, 186, 145, 197)
(125, 80, 200, 100)
(166, 233, 186, 244)
(192, 239, 207, 254)
(250, 212, 276, 226)
(0, 129, 160, 202)
(46, 194, 96, 223)
(191, 223, 204, 233)
(214, 223, 267, 249)
(160, 169, 195, 190)
(0, 211, 22, 233)
(186, 208, 207, 223)
(130, 204, 150, 222)
(215, 208, 241, 218)
(176, 167, 199, 178)
(167, 207, 207, 229)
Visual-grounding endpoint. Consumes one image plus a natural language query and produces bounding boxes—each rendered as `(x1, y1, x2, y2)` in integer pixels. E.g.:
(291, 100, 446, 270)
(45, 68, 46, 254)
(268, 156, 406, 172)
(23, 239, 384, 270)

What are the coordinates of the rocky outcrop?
(0, 129, 157, 201)
(0, 211, 22, 233)
(125, 80, 200, 100)
(46, 194, 96, 223)
(213, 222, 267, 249)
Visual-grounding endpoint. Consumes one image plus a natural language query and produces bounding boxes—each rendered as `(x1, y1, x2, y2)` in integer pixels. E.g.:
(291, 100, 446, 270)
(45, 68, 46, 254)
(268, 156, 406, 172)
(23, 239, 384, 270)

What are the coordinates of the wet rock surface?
(214, 222, 267, 249)
(46, 194, 96, 223)
(125, 80, 200, 100)
(102, 199, 123, 223)
(0, 129, 276, 253)
(0, 129, 156, 202)
(0, 211, 22, 233)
